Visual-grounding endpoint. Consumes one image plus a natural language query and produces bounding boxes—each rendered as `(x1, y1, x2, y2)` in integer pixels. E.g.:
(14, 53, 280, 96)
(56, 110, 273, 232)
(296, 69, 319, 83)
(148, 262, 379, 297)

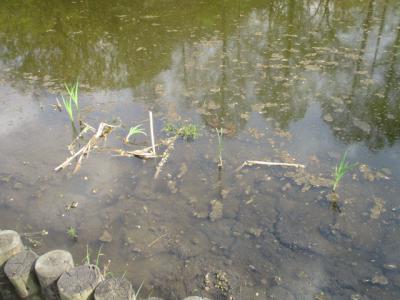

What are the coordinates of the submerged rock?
(371, 274, 388, 285)
(99, 230, 113, 243)
(370, 197, 385, 219)
(209, 200, 223, 222)
(246, 227, 263, 238)
(353, 118, 371, 134)
(167, 180, 178, 194)
(323, 113, 333, 122)
(204, 271, 231, 297)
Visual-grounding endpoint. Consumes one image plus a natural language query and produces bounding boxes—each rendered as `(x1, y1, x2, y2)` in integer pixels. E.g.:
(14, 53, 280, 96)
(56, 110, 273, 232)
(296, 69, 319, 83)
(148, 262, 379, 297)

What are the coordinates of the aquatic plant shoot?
(124, 124, 147, 143)
(333, 150, 357, 192)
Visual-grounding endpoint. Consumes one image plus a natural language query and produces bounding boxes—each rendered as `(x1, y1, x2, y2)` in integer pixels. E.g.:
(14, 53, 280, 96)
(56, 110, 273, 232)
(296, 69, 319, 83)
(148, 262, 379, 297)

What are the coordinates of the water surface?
(0, 0, 400, 299)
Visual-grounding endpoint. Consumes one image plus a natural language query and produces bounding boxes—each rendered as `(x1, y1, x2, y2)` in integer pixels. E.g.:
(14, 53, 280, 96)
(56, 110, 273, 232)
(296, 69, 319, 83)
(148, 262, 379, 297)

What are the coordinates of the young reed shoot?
(125, 124, 147, 143)
(65, 81, 79, 110)
(333, 150, 357, 191)
(62, 95, 74, 122)
(61, 81, 80, 122)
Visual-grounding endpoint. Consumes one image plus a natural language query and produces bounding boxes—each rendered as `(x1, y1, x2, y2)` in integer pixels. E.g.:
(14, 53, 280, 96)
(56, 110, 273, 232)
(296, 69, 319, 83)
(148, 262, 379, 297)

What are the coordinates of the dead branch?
(68, 122, 96, 154)
(154, 135, 178, 179)
(55, 122, 118, 172)
(237, 160, 305, 171)
(147, 233, 168, 248)
(112, 136, 176, 161)
(112, 146, 158, 159)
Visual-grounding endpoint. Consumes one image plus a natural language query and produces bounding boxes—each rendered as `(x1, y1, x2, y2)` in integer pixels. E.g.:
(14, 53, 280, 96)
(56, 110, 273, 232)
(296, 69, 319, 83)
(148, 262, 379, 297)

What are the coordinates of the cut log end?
(94, 277, 135, 300)
(0, 230, 24, 266)
(35, 250, 74, 299)
(58, 264, 103, 300)
(4, 249, 40, 298)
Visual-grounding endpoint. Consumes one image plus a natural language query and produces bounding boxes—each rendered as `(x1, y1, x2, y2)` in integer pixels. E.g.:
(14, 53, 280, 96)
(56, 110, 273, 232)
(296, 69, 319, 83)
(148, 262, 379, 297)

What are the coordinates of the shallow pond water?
(1, 0, 400, 299)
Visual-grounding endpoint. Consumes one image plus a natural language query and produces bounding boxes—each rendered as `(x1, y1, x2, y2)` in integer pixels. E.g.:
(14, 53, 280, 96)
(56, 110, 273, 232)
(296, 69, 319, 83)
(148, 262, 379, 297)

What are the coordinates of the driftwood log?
(34, 250, 74, 300)
(57, 264, 103, 300)
(4, 249, 40, 298)
(94, 277, 135, 300)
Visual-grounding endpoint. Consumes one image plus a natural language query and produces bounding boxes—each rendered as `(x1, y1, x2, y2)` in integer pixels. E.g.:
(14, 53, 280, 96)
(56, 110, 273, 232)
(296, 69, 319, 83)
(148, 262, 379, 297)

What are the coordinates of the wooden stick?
(55, 146, 87, 171)
(112, 147, 158, 159)
(147, 233, 167, 248)
(154, 136, 177, 179)
(112, 136, 176, 160)
(55, 122, 118, 172)
(149, 111, 156, 156)
(237, 160, 305, 171)
(68, 123, 95, 154)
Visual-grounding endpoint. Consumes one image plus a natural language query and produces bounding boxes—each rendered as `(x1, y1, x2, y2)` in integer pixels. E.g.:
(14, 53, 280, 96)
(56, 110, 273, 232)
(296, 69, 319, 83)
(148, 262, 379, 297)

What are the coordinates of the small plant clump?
(163, 122, 199, 140)
(124, 124, 147, 143)
(66, 226, 78, 240)
(333, 150, 357, 191)
(83, 245, 112, 277)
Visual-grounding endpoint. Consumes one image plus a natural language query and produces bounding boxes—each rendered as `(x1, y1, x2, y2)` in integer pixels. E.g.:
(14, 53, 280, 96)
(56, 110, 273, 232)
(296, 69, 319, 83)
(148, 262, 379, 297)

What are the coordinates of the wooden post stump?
(35, 250, 74, 300)
(0, 230, 24, 300)
(4, 249, 40, 298)
(57, 264, 103, 300)
(94, 277, 135, 300)
(0, 230, 24, 266)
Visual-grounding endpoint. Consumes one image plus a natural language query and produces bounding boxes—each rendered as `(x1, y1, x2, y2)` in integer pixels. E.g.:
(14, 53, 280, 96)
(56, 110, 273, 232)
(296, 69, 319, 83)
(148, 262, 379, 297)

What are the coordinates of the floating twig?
(112, 146, 158, 159)
(154, 136, 178, 179)
(55, 97, 62, 112)
(237, 160, 305, 171)
(147, 233, 168, 248)
(68, 122, 96, 154)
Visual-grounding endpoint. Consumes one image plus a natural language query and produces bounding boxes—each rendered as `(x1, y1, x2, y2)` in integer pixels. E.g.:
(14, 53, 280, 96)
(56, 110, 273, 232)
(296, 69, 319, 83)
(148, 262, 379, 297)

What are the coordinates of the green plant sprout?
(95, 244, 104, 267)
(61, 81, 80, 122)
(216, 128, 223, 168)
(62, 95, 74, 122)
(163, 123, 199, 140)
(134, 280, 144, 299)
(83, 244, 113, 277)
(124, 124, 147, 143)
(65, 81, 79, 111)
(333, 150, 357, 191)
(83, 244, 104, 266)
(83, 244, 91, 265)
(66, 226, 78, 240)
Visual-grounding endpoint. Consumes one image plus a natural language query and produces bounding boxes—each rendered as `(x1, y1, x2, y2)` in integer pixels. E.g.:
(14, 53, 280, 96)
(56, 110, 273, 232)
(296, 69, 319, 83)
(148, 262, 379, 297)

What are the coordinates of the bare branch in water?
(55, 122, 119, 172)
(236, 160, 305, 171)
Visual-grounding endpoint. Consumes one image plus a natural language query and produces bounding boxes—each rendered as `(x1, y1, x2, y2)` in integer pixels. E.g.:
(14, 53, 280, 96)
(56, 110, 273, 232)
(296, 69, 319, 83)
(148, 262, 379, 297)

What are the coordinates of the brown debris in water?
(370, 197, 385, 219)
(359, 164, 390, 182)
(204, 271, 231, 298)
(55, 122, 118, 173)
(284, 169, 331, 192)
